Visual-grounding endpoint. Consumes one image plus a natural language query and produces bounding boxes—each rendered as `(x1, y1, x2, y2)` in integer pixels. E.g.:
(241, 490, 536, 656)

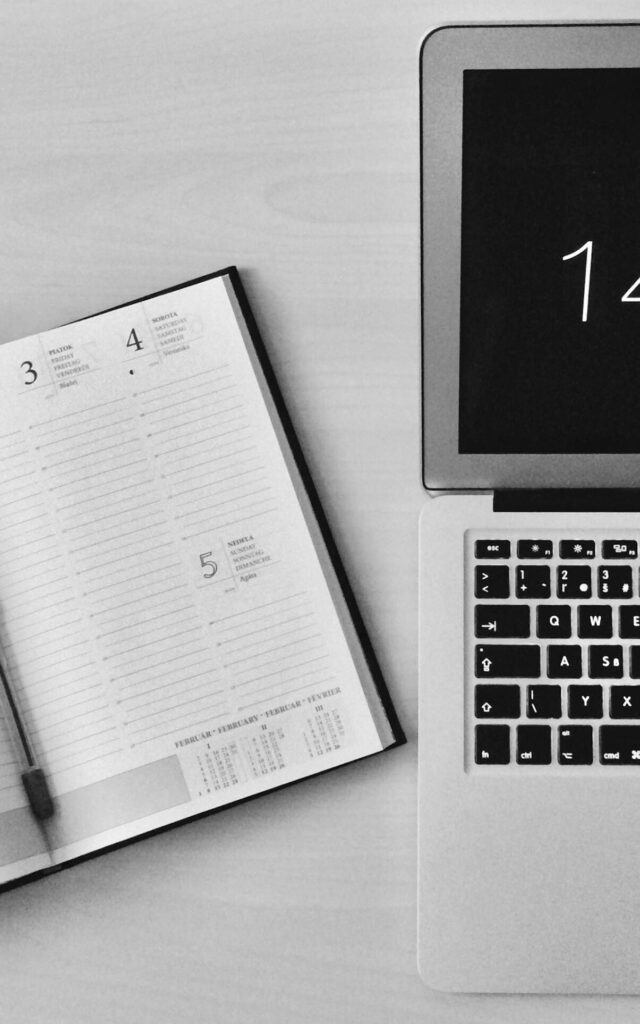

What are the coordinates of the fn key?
(475, 725, 510, 764)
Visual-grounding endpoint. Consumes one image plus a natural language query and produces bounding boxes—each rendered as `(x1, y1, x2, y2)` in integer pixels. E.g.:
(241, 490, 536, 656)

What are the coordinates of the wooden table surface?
(1, 0, 639, 1021)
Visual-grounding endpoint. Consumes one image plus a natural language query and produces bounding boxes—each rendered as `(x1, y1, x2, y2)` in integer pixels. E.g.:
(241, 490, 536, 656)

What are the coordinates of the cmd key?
(600, 726, 640, 764)
(475, 644, 541, 678)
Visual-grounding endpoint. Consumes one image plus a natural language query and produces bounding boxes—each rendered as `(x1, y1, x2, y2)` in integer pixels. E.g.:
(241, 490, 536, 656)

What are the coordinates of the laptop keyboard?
(468, 531, 640, 769)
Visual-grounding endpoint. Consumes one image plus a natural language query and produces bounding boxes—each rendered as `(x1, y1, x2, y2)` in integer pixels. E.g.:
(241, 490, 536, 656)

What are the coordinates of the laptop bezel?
(420, 21, 640, 491)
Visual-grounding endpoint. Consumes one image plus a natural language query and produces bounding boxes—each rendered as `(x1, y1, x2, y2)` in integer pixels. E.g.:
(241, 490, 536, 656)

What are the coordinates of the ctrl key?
(516, 725, 551, 764)
(475, 724, 510, 764)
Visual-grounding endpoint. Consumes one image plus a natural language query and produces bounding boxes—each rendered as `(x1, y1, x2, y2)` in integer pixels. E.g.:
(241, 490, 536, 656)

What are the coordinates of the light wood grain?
(1, 0, 640, 1021)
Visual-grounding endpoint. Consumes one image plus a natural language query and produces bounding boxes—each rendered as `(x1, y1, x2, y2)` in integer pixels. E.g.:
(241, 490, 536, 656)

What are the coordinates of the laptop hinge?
(494, 489, 640, 513)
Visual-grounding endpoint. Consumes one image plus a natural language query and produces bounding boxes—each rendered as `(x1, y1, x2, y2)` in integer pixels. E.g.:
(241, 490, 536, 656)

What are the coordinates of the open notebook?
(0, 268, 402, 887)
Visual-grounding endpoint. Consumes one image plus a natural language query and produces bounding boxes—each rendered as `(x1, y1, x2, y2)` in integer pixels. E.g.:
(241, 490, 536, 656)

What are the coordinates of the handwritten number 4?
(563, 240, 640, 322)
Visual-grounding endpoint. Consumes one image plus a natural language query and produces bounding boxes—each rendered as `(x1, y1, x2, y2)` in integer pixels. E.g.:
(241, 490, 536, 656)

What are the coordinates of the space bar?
(600, 726, 640, 764)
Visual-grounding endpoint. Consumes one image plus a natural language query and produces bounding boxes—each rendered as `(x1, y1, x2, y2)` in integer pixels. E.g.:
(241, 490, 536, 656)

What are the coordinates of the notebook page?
(0, 275, 384, 864)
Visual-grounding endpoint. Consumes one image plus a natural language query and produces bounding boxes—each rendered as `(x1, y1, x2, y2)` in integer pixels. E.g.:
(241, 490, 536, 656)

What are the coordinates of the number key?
(516, 565, 550, 599)
(598, 565, 632, 599)
(557, 566, 591, 598)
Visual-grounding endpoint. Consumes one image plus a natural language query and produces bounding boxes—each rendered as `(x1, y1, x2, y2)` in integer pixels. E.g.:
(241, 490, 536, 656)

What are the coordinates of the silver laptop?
(418, 22, 640, 994)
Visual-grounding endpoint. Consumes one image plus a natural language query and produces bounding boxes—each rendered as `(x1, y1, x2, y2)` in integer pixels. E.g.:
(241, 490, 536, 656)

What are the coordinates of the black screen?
(459, 68, 640, 454)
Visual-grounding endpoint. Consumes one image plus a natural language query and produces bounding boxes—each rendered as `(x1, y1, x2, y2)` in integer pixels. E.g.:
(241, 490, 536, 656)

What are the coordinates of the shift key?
(475, 644, 541, 678)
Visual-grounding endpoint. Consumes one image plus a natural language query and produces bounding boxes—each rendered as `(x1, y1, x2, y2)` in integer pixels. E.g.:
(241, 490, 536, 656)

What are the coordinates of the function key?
(602, 540, 638, 559)
(517, 540, 552, 559)
(536, 604, 571, 638)
(559, 540, 595, 559)
(475, 540, 510, 559)
(558, 566, 591, 598)
(475, 724, 510, 764)
(475, 605, 530, 638)
(598, 565, 632, 599)
(516, 565, 550, 599)
(516, 724, 551, 764)
(558, 726, 593, 765)
(475, 565, 509, 599)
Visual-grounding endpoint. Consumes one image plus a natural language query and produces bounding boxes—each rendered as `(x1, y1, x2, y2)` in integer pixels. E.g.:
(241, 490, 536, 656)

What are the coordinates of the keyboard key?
(547, 645, 582, 678)
(588, 645, 623, 678)
(517, 540, 553, 559)
(619, 607, 640, 638)
(536, 605, 571, 638)
(578, 605, 613, 638)
(558, 726, 593, 765)
(526, 685, 561, 719)
(475, 725, 510, 764)
(602, 540, 638, 559)
(598, 565, 632, 599)
(475, 685, 520, 718)
(516, 565, 550, 599)
(631, 647, 640, 679)
(558, 566, 591, 598)
(475, 645, 541, 678)
(475, 565, 509, 599)
(475, 540, 510, 559)
(560, 540, 595, 559)
(568, 684, 603, 719)
(474, 605, 530, 638)
(600, 726, 640, 764)
(610, 686, 640, 719)
(516, 725, 551, 764)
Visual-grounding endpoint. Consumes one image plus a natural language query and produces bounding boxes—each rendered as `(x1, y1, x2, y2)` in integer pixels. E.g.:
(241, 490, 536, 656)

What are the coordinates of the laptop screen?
(459, 68, 640, 455)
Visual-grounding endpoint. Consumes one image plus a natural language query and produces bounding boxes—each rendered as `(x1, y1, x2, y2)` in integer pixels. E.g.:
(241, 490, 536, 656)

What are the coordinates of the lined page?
(0, 275, 385, 864)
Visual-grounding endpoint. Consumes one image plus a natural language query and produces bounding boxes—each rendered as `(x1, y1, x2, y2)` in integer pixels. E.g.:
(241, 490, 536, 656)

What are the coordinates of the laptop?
(418, 22, 640, 994)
